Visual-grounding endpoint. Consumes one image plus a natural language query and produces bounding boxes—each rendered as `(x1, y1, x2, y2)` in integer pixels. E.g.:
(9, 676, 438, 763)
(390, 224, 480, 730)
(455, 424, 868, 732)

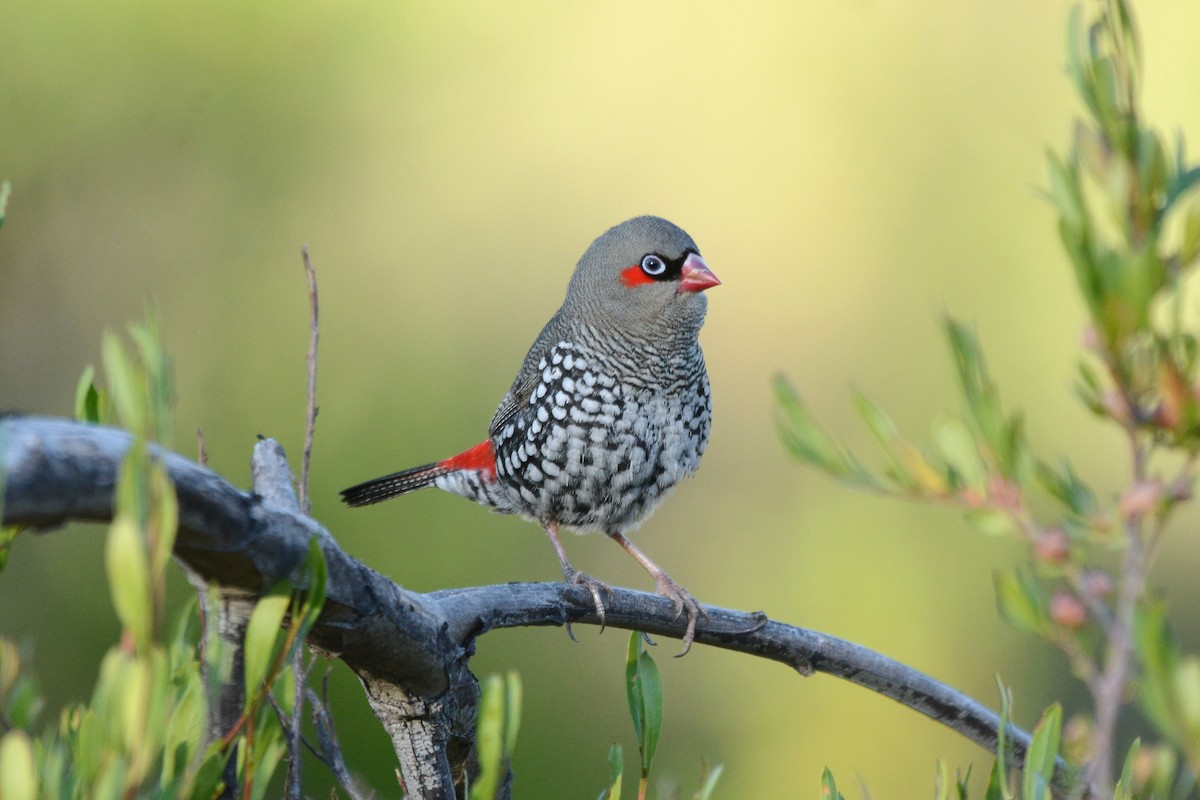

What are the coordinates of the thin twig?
(300, 245, 319, 516)
(308, 673, 372, 800)
(284, 648, 316, 800)
(197, 427, 208, 467)
(267, 690, 326, 766)
(1085, 431, 1150, 795)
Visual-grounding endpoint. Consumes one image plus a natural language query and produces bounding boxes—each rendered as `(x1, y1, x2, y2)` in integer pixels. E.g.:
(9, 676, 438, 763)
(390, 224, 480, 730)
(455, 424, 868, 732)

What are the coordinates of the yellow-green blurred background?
(4, 1, 1200, 796)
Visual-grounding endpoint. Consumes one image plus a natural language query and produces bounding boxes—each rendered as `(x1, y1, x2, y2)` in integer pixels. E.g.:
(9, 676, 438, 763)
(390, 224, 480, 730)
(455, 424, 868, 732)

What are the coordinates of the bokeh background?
(4, 1, 1200, 796)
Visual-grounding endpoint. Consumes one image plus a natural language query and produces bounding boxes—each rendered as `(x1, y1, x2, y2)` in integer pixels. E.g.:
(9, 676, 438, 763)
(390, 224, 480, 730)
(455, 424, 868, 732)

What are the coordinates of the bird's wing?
(487, 309, 570, 438)
(488, 372, 540, 437)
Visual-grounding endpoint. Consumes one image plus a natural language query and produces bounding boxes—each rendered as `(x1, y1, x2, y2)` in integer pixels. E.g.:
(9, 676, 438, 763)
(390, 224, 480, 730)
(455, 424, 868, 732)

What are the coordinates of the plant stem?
(1085, 434, 1149, 794)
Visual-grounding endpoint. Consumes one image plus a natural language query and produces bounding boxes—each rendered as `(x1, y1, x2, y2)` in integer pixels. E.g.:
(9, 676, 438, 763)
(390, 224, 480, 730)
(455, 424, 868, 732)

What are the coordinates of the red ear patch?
(620, 264, 655, 287)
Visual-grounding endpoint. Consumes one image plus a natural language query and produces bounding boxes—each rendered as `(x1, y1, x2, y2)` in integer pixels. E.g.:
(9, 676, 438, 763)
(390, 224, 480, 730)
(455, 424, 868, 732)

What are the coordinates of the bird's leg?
(606, 531, 706, 657)
(543, 522, 612, 636)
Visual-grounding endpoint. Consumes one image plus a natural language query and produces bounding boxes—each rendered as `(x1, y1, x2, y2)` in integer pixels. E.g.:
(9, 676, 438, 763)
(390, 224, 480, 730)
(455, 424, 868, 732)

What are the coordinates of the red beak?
(677, 253, 721, 293)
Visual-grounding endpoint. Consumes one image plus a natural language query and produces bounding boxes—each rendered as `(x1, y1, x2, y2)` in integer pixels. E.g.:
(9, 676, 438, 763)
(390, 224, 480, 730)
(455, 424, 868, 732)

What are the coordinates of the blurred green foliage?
(0, 323, 330, 799)
(784, 0, 1200, 795)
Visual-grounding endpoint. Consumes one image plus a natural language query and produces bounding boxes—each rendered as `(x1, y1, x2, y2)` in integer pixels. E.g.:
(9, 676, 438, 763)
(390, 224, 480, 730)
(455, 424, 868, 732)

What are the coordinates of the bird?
(341, 215, 720, 654)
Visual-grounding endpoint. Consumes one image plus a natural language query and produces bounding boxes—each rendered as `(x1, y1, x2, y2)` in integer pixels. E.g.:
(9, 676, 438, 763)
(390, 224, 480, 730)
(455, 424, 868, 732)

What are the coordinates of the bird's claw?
(653, 574, 706, 657)
(562, 567, 613, 636)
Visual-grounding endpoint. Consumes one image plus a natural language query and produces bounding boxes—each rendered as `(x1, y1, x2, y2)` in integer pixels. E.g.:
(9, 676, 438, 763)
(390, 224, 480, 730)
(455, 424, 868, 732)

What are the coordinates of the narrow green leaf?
(600, 742, 623, 800)
(471, 674, 505, 800)
(993, 569, 1050, 638)
(1035, 459, 1097, 516)
(1022, 703, 1062, 800)
(0, 181, 10, 234)
(297, 537, 329, 636)
(105, 516, 151, 648)
(956, 764, 972, 800)
(1173, 656, 1200, 737)
(625, 632, 643, 743)
(636, 648, 663, 777)
(0, 526, 19, 576)
(0, 730, 37, 800)
(1113, 738, 1140, 800)
(934, 760, 952, 800)
(189, 742, 232, 800)
(149, 462, 178, 575)
(242, 588, 290, 708)
(694, 763, 723, 800)
(987, 679, 1016, 800)
(773, 376, 877, 488)
(853, 389, 944, 494)
(1047, 150, 1086, 233)
(1133, 602, 1179, 738)
(102, 331, 147, 435)
(5, 678, 43, 730)
(74, 365, 101, 424)
(503, 671, 522, 757)
(118, 655, 150, 755)
(965, 507, 1016, 537)
(820, 767, 844, 800)
(944, 318, 1010, 466)
(934, 416, 988, 493)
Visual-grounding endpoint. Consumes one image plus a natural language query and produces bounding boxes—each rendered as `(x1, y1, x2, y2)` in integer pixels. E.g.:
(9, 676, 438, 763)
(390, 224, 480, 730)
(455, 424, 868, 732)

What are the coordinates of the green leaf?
(694, 763, 723, 800)
(1173, 656, 1200, 741)
(1113, 738, 1140, 800)
(471, 674, 505, 800)
(0, 731, 37, 800)
(944, 318, 1014, 473)
(503, 670, 522, 757)
(773, 375, 877, 489)
(1035, 459, 1097, 516)
(296, 537, 329, 637)
(242, 587, 290, 708)
(625, 632, 663, 779)
(118, 655, 150, 755)
(820, 767, 844, 800)
(987, 679, 1015, 800)
(0, 526, 18, 576)
(74, 365, 103, 424)
(1047, 150, 1086, 234)
(599, 742, 623, 800)
(149, 462, 178, 576)
(1022, 704, 1062, 800)
(0, 181, 10, 234)
(637, 649, 663, 777)
(625, 632, 644, 743)
(189, 742, 233, 800)
(853, 390, 945, 494)
(956, 764, 972, 800)
(105, 515, 152, 648)
(965, 508, 1015, 537)
(934, 416, 988, 493)
(934, 760, 952, 800)
(1133, 602, 1180, 740)
(102, 331, 147, 436)
(993, 569, 1050, 638)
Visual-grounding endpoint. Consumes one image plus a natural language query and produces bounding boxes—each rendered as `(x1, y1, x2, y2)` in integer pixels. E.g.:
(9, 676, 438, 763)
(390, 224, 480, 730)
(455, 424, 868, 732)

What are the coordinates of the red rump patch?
(620, 264, 655, 287)
(438, 440, 497, 479)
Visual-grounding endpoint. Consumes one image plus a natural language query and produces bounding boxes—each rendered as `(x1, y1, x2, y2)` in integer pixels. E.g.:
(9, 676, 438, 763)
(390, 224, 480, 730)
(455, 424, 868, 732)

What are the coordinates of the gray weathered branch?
(0, 415, 1076, 797)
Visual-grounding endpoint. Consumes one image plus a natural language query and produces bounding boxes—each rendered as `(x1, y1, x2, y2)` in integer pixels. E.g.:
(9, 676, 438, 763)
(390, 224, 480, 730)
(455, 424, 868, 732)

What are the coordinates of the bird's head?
(566, 216, 720, 338)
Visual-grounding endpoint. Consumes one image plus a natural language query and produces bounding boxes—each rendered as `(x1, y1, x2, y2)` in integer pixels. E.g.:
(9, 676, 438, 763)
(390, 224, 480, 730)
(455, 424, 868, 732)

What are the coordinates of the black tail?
(340, 463, 448, 507)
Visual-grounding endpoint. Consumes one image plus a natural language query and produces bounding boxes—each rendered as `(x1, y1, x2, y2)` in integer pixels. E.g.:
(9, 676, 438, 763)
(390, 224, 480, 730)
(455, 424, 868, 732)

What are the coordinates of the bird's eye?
(640, 254, 667, 276)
